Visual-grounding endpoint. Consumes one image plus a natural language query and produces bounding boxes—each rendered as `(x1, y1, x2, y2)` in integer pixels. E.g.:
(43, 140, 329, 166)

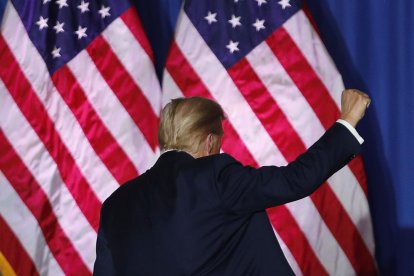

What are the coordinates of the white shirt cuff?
(336, 119, 364, 144)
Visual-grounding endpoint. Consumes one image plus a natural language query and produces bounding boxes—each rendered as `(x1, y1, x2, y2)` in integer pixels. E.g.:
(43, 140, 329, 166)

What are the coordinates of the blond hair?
(158, 97, 225, 155)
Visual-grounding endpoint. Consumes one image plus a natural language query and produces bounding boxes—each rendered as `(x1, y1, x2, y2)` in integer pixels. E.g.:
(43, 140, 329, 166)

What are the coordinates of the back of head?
(158, 97, 224, 156)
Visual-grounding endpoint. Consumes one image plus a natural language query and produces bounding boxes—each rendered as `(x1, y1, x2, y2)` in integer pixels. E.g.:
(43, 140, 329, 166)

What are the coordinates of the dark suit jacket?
(93, 123, 361, 275)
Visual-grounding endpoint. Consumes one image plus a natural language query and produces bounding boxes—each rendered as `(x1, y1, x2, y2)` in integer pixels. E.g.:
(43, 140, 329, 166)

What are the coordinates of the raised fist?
(340, 89, 371, 127)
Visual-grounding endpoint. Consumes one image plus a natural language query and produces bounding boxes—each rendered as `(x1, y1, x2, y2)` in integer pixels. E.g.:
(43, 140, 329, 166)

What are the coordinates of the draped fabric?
(0, 0, 411, 275)
(0, 0, 161, 274)
(0, 0, 5, 22)
(141, 0, 414, 274)
(0, 0, 376, 273)
(163, 1, 375, 274)
(306, 1, 414, 275)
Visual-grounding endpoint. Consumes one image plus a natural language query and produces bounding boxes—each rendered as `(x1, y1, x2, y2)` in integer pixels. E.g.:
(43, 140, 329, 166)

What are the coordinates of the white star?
(36, 16, 48, 30)
(98, 5, 111, 18)
(255, 0, 267, 6)
(228, 14, 241, 28)
(226, 40, 239, 53)
(204, 11, 217, 24)
(75, 25, 87, 39)
(252, 19, 265, 31)
(56, 0, 68, 9)
(53, 21, 64, 34)
(77, 1, 90, 13)
(278, 0, 292, 9)
(43, 0, 51, 4)
(51, 46, 61, 59)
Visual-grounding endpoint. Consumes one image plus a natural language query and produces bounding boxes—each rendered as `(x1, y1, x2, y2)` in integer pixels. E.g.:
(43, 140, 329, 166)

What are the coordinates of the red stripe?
(87, 36, 159, 151)
(165, 41, 329, 274)
(228, 58, 305, 163)
(267, 207, 328, 276)
(0, 131, 91, 275)
(0, 35, 101, 231)
(348, 156, 368, 195)
(120, 7, 154, 63)
(52, 65, 138, 184)
(221, 120, 257, 167)
(266, 27, 370, 197)
(0, 215, 39, 276)
(267, 27, 338, 129)
(311, 184, 376, 274)
(302, 4, 322, 37)
(228, 57, 375, 273)
(166, 42, 258, 167)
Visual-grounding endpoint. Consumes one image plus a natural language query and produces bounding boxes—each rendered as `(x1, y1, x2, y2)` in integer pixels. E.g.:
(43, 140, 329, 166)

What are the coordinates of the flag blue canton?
(0, 0, 6, 23)
(11, 0, 131, 74)
(184, 0, 302, 69)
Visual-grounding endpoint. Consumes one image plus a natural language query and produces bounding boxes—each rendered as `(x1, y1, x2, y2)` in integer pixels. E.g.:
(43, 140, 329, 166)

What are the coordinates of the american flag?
(0, 0, 160, 274)
(0, 0, 376, 275)
(163, 0, 376, 275)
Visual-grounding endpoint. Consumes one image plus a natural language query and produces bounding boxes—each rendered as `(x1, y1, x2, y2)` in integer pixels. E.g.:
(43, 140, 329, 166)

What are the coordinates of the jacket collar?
(155, 150, 194, 167)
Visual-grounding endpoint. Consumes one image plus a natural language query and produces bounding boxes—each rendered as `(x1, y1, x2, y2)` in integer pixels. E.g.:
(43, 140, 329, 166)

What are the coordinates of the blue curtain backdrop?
(132, 1, 414, 274)
(0, 0, 5, 26)
(305, 1, 414, 275)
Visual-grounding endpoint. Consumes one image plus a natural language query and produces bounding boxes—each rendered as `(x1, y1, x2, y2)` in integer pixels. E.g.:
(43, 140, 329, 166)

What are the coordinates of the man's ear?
(207, 134, 213, 154)
(207, 134, 222, 155)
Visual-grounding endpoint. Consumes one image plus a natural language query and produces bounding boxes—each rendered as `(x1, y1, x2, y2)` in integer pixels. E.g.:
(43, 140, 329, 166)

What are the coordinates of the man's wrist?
(339, 116, 358, 128)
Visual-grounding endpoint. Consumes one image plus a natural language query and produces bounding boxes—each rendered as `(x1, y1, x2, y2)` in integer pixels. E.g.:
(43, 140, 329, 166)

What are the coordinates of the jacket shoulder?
(101, 173, 147, 215)
(197, 153, 240, 168)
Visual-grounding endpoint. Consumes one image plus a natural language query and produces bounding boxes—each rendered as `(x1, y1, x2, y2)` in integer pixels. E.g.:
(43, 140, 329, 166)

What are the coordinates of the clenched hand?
(340, 89, 371, 127)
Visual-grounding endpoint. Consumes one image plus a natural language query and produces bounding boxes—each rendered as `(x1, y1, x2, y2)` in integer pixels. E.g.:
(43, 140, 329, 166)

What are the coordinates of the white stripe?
(286, 198, 355, 275)
(1, 2, 119, 202)
(0, 172, 64, 276)
(103, 18, 162, 117)
(272, 227, 303, 276)
(284, 11, 344, 108)
(67, 51, 159, 174)
(162, 69, 185, 107)
(0, 80, 96, 271)
(247, 41, 374, 255)
(173, 11, 351, 271)
(175, 12, 285, 167)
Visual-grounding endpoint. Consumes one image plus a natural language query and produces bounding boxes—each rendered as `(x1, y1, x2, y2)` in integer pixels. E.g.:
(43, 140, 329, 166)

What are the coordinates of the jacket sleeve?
(93, 204, 116, 276)
(215, 123, 361, 213)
